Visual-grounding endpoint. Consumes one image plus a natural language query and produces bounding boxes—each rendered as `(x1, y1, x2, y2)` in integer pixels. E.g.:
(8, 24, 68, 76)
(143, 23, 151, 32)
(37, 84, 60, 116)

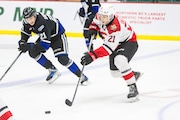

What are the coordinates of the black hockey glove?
(79, 7, 85, 17)
(18, 42, 34, 53)
(88, 29, 97, 40)
(81, 52, 98, 65)
(81, 53, 93, 65)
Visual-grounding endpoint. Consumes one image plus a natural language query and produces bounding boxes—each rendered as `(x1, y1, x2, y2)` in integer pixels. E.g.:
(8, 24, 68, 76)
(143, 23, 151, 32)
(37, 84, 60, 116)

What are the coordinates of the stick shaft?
(65, 36, 94, 106)
(0, 52, 22, 81)
(74, 11, 78, 20)
(69, 64, 85, 106)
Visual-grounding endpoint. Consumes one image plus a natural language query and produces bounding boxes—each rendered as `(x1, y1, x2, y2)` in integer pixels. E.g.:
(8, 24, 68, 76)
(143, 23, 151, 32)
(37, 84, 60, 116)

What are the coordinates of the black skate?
(80, 74, 89, 86)
(127, 83, 139, 102)
(46, 66, 61, 84)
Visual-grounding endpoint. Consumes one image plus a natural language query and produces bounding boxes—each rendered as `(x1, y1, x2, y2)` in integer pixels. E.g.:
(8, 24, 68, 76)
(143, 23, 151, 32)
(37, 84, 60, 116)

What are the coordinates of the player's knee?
(86, 18, 93, 25)
(29, 50, 40, 58)
(57, 55, 70, 66)
(114, 55, 128, 67)
(110, 70, 122, 78)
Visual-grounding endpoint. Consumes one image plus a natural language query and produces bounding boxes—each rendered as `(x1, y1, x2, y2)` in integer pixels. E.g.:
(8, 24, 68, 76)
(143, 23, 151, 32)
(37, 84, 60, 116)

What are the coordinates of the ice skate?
(134, 71, 143, 81)
(80, 74, 89, 86)
(46, 66, 61, 84)
(127, 83, 139, 102)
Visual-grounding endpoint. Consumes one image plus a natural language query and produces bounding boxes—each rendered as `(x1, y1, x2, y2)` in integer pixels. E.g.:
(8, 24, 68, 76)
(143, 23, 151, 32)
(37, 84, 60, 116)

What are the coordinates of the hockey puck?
(45, 111, 51, 114)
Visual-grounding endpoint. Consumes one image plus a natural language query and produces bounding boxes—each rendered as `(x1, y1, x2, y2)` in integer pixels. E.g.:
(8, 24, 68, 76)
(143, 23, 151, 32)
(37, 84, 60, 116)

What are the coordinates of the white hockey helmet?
(98, 5, 116, 22)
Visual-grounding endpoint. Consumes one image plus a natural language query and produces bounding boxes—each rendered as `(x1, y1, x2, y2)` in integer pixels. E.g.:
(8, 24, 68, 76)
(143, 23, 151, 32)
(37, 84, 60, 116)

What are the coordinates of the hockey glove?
(81, 51, 98, 65)
(88, 29, 97, 40)
(18, 42, 34, 53)
(78, 7, 85, 17)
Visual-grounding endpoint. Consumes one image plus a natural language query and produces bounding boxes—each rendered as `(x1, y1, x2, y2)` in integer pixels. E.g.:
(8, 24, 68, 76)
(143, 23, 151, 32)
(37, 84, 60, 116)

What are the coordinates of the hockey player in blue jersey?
(18, 7, 88, 85)
(78, 0, 101, 51)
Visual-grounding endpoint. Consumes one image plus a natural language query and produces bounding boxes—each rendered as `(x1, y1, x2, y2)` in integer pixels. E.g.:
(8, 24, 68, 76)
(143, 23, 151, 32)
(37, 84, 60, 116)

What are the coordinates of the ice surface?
(0, 35, 180, 120)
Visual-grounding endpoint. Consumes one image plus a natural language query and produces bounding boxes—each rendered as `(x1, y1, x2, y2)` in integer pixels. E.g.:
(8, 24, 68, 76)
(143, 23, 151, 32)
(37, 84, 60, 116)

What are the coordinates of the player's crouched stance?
(80, 5, 142, 102)
(18, 7, 88, 85)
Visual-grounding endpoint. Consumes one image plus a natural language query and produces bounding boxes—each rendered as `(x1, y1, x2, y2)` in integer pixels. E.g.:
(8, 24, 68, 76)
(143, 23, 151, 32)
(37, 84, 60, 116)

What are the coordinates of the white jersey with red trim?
(89, 14, 137, 56)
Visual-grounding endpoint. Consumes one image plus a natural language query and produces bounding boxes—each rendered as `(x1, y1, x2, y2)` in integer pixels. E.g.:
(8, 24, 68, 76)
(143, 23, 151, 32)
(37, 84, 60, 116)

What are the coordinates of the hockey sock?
(85, 39, 90, 47)
(36, 54, 53, 69)
(67, 62, 81, 77)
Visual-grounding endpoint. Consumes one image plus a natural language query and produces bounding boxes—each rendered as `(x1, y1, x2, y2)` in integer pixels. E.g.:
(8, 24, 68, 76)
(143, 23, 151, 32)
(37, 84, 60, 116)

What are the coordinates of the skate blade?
(80, 81, 90, 86)
(136, 72, 144, 81)
(47, 73, 61, 84)
(128, 96, 140, 103)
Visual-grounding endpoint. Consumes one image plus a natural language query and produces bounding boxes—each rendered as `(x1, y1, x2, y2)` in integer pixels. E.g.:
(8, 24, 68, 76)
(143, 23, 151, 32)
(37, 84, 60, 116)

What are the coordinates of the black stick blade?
(65, 99, 72, 106)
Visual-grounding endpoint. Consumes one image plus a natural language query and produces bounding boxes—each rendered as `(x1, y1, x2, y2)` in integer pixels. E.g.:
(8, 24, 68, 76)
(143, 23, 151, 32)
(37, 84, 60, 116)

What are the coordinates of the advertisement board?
(0, 1, 179, 40)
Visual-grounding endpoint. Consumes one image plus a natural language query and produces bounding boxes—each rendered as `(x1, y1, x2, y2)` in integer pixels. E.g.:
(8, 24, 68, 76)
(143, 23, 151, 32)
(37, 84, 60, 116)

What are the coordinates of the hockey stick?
(0, 51, 23, 81)
(79, 15, 87, 26)
(65, 63, 85, 107)
(65, 35, 94, 107)
(74, 10, 83, 24)
(87, 34, 95, 51)
(74, 10, 87, 26)
(74, 11, 79, 21)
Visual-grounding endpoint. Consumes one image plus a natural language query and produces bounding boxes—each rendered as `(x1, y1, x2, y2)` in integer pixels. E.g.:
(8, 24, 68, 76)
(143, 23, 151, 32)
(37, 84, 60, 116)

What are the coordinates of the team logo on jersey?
(29, 27, 35, 31)
(38, 25, 44, 31)
(110, 24, 117, 31)
(29, 27, 32, 31)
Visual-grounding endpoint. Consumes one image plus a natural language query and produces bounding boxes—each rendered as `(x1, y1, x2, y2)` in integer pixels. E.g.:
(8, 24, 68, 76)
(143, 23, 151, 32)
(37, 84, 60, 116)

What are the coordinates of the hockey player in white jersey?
(81, 5, 142, 102)
(0, 98, 15, 120)
(78, 0, 101, 51)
